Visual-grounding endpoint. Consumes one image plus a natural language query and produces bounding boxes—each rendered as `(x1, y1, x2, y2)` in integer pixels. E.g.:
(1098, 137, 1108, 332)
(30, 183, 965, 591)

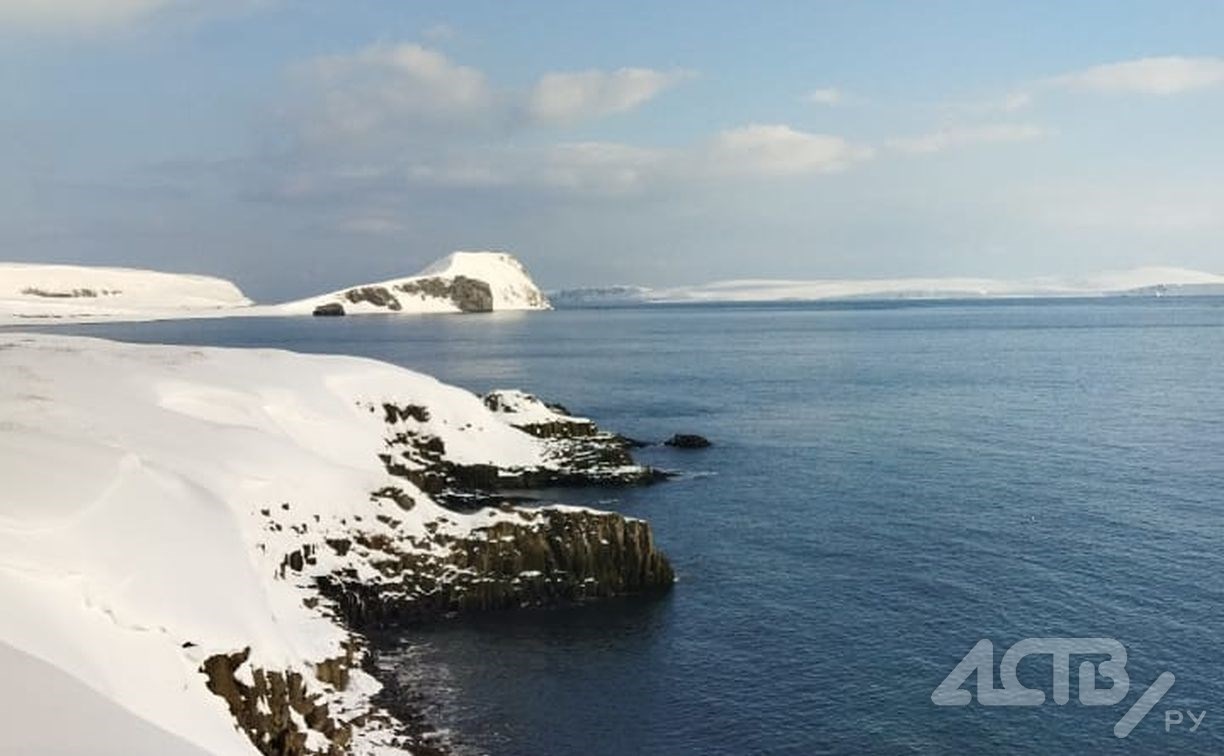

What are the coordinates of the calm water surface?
(43, 299, 1224, 754)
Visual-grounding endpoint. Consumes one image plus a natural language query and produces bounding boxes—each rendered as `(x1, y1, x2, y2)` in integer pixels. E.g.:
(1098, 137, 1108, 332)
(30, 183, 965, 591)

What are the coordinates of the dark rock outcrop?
(200, 648, 352, 756)
(317, 507, 673, 629)
(208, 389, 678, 753)
(307, 395, 678, 629)
(376, 400, 670, 512)
(395, 276, 493, 313)
(665, 433, 711, 449)
(312, 303, 346, 317)
(335, 277, 495, 314)
(343, 286, 402, 311)
(21, 287, 112, 298)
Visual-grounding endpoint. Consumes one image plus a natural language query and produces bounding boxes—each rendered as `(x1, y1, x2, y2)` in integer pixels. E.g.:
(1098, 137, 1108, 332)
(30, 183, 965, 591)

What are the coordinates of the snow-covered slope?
(275, 252, 551, 316)
(552, 266, 1224, 306)
(0, 263, 251, 324)
(0, 333, 634, 755)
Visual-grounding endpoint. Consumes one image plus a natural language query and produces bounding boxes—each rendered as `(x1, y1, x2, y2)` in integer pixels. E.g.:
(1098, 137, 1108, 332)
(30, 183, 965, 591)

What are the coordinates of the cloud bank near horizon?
(1, 3, 1222, 298)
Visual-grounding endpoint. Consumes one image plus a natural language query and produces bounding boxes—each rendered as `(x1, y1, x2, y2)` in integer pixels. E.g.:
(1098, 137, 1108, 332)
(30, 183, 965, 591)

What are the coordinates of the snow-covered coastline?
(0, 333, 671, 755)
(551, 266, 1224, 306)
(0, 263, 252, 324)
(4, 257, 1222, 324)
(0, 252, 551, 326)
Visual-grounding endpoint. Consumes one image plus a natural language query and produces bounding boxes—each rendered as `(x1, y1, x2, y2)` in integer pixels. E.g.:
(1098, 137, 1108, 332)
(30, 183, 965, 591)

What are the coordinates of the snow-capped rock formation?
(0, 263, 251, 324)
(0, 334, 670, 755)
(551, 266, 1224, 306)
(276, 252, 551, 316)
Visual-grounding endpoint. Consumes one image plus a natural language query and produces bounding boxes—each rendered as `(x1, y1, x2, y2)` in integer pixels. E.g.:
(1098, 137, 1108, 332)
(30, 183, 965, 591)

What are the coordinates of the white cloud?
(887, 123, 1047, 154)
(279, 43, 863, 202)
(1053, 56, 1224, 95)
(295, 46, 692, 145)
(401, 142, 667, 195)
(528, 68, 692, 124)
(538, 142, 668, 192)
(803, 88, 842, 106)
(959, 56, 1222, 119)
(300, 43, 494, 142)
(705, 124, 871, 177)
(303, 122, 869, 201)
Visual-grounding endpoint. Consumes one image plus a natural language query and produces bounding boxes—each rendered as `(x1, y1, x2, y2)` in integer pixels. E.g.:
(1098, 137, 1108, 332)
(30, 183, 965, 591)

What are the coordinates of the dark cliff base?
(317, 508, 674, 630)
(206, 394, 680, 756)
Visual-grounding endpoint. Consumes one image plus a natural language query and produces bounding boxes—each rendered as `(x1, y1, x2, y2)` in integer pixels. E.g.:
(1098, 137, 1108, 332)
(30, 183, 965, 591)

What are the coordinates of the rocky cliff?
(0, 335, 673, 756)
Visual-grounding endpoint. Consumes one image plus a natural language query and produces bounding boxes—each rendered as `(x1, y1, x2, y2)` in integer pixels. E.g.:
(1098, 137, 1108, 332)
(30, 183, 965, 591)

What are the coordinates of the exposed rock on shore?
(0, 335, 672, 756)
(310, 393, 676, 632)
(317, 506, 673, 629)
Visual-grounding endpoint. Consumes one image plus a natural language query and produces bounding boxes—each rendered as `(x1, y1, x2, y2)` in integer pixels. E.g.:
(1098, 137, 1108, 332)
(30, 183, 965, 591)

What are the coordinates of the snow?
(0, 641, 214, 756)
(273, 251, 551, 315)
(0, 333, 565, 755)
(0, 251, 550, 324)
(482, 389, 589, 427)
(551, 266, 1224, 305)
(419, 252, 552, 311)
(0, 263, 251, 324)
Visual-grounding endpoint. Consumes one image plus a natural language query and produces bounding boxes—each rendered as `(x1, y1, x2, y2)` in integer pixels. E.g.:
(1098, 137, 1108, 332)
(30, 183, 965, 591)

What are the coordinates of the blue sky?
(2, 1, 1223, 299)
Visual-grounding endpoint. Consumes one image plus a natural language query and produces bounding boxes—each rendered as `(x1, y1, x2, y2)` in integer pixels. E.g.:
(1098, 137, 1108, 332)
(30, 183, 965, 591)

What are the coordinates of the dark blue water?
(43, 299, 1224, 754)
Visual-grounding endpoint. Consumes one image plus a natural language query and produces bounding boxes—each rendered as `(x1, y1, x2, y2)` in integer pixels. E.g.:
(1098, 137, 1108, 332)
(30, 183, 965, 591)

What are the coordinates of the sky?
(2, 0, 1224, 300)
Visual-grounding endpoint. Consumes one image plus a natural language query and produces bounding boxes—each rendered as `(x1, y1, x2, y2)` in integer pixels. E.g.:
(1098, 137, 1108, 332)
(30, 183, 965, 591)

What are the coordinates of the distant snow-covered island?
(0, 334, 672, 754)
(5, 255, 1222, 324)
(551, 266, 1224, 306)
(0, 251, 550, 325)
(273, 252, 551, 316)
(0, 262, 252, 323)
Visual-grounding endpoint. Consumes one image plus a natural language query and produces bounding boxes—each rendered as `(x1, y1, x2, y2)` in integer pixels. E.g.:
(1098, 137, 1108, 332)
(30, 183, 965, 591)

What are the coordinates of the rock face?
(377, 397, 668, 512)
(311, 395, 676, 630)
(393, 275, 493, 313)
(318, 507, 673, 629)
(201, 649, 352, 756)
(313, 303, 346, 317)
(665, 433, 712, 449)
(339, 277, 494, 315)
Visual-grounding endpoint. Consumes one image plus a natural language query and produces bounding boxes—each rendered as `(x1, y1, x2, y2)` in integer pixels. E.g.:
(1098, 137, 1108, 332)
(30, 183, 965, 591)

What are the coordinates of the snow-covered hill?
(0, 252, 552, 325)
(552, 266, 1224, 306)
(0, 263, 251, 324)
(275, 252, 551, 316)
(0, 333, 668, 755)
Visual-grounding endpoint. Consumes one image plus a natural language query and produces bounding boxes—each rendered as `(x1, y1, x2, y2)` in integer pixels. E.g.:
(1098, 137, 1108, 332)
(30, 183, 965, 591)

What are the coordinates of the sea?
(47, 297, 1224, 755)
